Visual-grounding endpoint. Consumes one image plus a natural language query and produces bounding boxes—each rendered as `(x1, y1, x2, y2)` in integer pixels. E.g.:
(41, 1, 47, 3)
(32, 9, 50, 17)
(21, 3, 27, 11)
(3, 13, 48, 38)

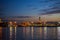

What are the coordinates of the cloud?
(38, 0, 60, 15)
(39, 0, 53, 3)
(38, 3, 60, 15)
(41, 10, 60, 15)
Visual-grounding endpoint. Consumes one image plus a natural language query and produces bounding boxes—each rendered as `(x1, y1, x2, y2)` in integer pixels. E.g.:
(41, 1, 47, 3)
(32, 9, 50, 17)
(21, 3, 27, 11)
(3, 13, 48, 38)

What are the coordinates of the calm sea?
(0, 27, 60, 40)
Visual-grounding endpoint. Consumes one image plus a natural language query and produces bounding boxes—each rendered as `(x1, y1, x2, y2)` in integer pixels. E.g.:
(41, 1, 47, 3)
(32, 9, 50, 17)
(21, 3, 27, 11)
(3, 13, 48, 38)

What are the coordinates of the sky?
(0, 0, 60, 17)
(0, 0, 60, 22)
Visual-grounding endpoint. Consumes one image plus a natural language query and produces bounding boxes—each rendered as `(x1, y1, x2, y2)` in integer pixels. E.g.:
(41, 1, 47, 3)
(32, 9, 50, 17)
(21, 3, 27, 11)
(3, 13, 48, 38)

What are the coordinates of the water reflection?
(57, 27, 60, 40)
(15, 27, 16, 40)
(0, 27, 2, 40)
(10, 27, 12, 40)
(47, 27, 57, 40)
(22, 27, 31, 40)
(31, 27, 33, 39)
(10, 26, 17, 40)
(44, 27, 47, 39)
(1, 27, 60, 40)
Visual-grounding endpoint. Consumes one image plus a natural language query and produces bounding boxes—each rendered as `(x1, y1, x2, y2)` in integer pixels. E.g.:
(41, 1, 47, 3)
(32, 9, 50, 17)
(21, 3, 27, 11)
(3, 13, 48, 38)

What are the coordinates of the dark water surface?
(0, 27, 60, 40)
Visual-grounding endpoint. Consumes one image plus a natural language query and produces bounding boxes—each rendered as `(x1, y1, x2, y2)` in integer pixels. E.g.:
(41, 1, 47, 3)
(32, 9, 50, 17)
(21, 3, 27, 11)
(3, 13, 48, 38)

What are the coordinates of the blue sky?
(0, 0, 60, 17)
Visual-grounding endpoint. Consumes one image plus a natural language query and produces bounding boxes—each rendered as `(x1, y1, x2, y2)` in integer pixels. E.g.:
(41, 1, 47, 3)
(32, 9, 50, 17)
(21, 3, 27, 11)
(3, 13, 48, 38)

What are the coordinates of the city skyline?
(0, 0, 60, 40)
(1, 14, 60, 22)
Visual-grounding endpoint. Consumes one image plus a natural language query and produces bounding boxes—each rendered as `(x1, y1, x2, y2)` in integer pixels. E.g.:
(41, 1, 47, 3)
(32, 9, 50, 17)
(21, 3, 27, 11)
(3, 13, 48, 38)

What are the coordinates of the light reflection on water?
(44, 27, 47, 39)
(10, 27, 17, 40)
(10, 27, 12, 40)
(57, 27, 60, 40)
(0, 27, 2, 40)
(15, 27, 16, 40)
(31, 27, 33, 39)
(0, 27, 60, 40)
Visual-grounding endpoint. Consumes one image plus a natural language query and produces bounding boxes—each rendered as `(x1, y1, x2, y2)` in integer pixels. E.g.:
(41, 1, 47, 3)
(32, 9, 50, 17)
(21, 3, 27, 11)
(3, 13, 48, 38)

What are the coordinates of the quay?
(0, 21, 60, 27)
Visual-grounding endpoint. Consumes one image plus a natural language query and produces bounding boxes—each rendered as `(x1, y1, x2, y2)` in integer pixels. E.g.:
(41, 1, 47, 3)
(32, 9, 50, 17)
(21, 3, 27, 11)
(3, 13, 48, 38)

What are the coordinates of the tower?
(39, 17, 41, 23)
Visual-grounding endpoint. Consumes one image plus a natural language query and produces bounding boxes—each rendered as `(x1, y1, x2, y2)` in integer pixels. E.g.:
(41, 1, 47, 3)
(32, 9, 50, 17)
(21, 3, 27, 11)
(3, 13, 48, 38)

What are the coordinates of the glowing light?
(14, 21, 17, 23)
(31, 21, 33, 23)
(44, 27, 47, 31)
(9, 21, 12, 24)
(10, 27, 12, 40)
(58, 22, 60, 24)
(9, 21, 13, 26)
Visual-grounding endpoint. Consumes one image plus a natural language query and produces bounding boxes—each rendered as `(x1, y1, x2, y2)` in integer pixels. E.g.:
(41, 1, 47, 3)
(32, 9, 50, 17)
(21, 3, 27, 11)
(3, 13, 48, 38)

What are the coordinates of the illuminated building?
(39, 17, 41, 23)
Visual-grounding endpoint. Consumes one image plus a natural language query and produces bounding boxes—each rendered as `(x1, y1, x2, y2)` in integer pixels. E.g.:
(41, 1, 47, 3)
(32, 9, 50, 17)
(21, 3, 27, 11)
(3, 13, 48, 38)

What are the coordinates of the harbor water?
(0, 26, 60, 40)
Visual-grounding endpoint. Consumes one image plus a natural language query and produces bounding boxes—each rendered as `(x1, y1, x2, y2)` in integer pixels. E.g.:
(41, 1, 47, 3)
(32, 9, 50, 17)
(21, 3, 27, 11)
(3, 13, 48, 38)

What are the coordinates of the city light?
(58, 22, 60, 24)
(14, 21, 17, 23)
(9, 21, 13, 25)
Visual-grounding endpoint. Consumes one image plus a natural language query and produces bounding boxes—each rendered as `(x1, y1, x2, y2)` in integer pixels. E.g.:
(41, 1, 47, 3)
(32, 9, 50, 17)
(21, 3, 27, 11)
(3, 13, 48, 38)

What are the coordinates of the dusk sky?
(0, 0, 60, 17)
